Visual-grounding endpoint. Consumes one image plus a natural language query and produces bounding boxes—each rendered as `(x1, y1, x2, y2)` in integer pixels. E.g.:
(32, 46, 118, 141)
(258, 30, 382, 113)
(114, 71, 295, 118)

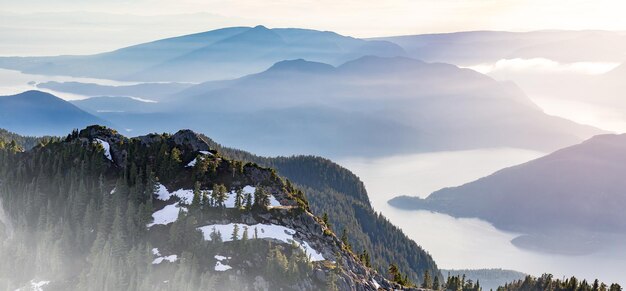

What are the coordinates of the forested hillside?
(193, 133, 442, 283)
(0, 126, 406, 290)
(498, 274, 622, 291)
(0, 128, 52, 150)
(443, 269, 527, 291)
(0, 127, 440, 286)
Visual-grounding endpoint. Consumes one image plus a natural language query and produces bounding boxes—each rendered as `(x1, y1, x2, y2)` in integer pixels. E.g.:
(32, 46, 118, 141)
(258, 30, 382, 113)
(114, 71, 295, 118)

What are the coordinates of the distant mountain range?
(70, 96, 159, 114)
(149, 56, 598, 156)
(37, 81, 193, 102)
(0, 25, 405, 82)
(374, 30, 626, 65)
(389, 133, 626, 254)
(6, 57, 603, 157)
(0, 27, 611, 157)
(0, 91, 106, 136)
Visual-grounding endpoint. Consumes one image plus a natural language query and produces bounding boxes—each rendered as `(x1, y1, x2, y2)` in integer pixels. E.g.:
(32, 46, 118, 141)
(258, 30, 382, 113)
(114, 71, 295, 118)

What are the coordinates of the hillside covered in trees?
(498, 274, 622, 291)
(186, 133, 442, 283)
(0, 125, 418, 290)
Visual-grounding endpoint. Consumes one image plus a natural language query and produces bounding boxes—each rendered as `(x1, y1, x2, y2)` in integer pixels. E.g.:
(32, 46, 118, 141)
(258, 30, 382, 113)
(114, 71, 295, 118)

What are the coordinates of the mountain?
(389, 133, 626, 254)
(130, 56, 602, 157)
(184, 134, 441, 284)
(0, 26, 405, 82)
(71, 96, 160, 114)
(37, 81, 193, 102)
(0, 90, 107, 136)
(375, 30, 626, 65)
(0, 128, 51, 150)
(0, 125, 438, 290)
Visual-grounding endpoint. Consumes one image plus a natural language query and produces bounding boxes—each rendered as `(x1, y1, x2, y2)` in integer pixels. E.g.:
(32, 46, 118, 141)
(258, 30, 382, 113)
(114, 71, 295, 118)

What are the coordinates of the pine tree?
(340, 228, 351, 251)
(433, 275, 440, 290)
(422, 270, 433, 289)
(234, 188, 243, 209)
(213, 184, 228, 207)
(245, 193, 253, 211)
(322, 213, 330, 227)
(191, 181, 202, 208)
(231, 224, 239, 241)
(242, 226, 249, 243)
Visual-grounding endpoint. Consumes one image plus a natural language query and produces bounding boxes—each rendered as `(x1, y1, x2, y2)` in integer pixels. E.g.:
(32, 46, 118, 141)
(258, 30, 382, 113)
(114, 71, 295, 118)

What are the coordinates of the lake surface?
(339, 148, 626, 285)
(0, 68, 142, 100)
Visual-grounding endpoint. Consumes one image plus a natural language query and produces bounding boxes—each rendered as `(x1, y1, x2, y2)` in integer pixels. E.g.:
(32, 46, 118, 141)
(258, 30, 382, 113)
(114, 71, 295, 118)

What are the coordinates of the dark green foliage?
(0, 128, 55, 150)
(498, 274, 622, 291)
(196, 134, 442, 283)
(388, 263, 412, 287)
(422, 270, 433, 289)
(444, 269, 527, 291)
(0, 128, 327, 290)
(445, 274, 481, 291)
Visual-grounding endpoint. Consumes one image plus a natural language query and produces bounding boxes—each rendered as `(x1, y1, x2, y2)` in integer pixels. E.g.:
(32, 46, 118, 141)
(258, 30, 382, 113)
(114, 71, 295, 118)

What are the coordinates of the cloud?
(465, 58, 621, 75)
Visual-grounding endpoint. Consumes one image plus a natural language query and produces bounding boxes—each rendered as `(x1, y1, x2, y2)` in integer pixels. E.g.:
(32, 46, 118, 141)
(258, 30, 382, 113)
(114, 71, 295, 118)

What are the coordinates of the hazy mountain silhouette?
(0, 26, 405, 82)
(0, 91, 107, 136)
(160, 56, 601, 155)
(375, 30, 626, 65)
(389, 133, 626, 254)
(70, 96, 159, 114)
(37, 81, 193, 101)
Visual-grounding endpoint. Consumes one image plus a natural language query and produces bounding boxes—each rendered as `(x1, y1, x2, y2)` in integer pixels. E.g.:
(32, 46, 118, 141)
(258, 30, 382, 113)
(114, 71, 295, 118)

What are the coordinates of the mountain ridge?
(0, 125, 441, 289)
(0, 90, 108, 136)
(388, 133, 626, 254)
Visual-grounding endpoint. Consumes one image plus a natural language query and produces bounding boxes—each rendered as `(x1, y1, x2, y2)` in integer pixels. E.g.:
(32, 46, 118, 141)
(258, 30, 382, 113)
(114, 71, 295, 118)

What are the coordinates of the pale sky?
(1, 0, 626, 55)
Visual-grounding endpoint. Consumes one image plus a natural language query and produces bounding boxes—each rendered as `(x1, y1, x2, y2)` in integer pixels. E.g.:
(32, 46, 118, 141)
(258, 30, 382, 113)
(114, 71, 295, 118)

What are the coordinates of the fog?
(463, 58, 626, 133)
(465, 58, 620, 76)
(0, 68, 138, 100)
(339, 148, 626, 285)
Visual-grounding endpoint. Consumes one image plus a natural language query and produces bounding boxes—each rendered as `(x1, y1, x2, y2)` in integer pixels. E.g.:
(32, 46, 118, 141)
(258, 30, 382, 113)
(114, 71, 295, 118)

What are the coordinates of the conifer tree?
(231, 224, 239, 241)
(234, 188, 244, 209)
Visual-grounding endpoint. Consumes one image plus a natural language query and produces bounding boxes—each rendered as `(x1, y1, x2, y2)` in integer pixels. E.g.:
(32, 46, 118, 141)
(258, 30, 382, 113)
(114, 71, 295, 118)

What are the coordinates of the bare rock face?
(171, 129, 211, 152)
(78, 125, 128, 167)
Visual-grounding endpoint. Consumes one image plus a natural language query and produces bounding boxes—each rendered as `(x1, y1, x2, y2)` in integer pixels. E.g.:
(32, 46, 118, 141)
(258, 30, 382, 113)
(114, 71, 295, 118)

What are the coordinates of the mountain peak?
(339, 55, 424, 69)
(171, 129, 212, 152)
(11, 90, 61, 101)
(252, 24, 269, 30)
(220, 24, 283, 45)
(265, 59, 335, 74)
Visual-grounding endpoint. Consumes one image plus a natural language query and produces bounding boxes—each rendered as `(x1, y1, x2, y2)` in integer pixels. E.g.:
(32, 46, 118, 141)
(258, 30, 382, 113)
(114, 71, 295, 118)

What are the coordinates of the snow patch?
(213, 253, 233, 271)
(152, 254, 178, 265)
(372, 279, 380, 289)
(185, 151, 214, 167)
(151, 248, 178, 264)
(214, 261, 232, 271)
(153, 184, 194, 203)
(16, 280, 50, 291)
(155, 184, 280, 208)
(198, 223, 325, 261)
(147, 203, 187, 227)
(94, 139, 113, 161)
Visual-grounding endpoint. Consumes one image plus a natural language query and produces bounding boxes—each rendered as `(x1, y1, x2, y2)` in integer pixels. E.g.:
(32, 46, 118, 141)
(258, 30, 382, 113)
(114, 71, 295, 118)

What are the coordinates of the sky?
(1, 0, 626, 55)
